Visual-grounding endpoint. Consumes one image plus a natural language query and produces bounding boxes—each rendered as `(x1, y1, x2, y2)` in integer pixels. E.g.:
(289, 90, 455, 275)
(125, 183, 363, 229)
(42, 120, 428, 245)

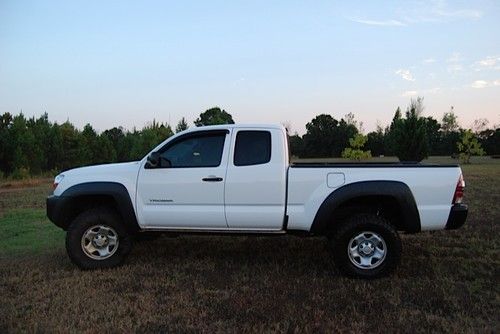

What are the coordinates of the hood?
(63, 161, 140, 177)
(53, 161, 142, 196)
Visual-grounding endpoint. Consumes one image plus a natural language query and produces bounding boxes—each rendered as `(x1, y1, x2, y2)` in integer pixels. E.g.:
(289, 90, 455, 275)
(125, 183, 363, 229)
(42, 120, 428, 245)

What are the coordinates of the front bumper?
(445, 203, 468, 230)
(46, 195, 71, 230)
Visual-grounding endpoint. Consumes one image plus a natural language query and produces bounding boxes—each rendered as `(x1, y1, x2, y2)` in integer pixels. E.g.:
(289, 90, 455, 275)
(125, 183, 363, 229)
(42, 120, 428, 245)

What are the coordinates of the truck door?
(224, 129, 287, 230)
(136, 130, 230, 229)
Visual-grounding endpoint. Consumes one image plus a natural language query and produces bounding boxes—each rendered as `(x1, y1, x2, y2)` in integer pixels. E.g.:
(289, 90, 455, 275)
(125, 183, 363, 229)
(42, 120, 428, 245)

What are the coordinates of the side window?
(234, 131, 271, 166)
(160, 133, 226, 168)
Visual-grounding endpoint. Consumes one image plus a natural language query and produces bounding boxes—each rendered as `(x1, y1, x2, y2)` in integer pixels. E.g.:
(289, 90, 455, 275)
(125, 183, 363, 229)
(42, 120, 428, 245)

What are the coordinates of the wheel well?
(63, 195, 120, 229)
(329, 195, 405, 233)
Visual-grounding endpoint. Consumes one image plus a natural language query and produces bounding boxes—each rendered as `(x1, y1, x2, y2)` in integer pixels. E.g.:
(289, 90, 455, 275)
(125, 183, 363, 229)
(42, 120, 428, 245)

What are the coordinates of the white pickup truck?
(47, 124, 468, 278)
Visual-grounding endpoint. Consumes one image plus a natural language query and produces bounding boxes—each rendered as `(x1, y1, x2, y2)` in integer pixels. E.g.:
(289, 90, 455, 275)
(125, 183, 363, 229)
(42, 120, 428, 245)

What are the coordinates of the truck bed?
(286, 163, 462, 232)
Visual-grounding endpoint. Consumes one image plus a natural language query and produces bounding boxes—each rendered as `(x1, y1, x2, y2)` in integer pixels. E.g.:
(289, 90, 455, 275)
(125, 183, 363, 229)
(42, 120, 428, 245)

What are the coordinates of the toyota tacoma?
(47, 124, 468, 278)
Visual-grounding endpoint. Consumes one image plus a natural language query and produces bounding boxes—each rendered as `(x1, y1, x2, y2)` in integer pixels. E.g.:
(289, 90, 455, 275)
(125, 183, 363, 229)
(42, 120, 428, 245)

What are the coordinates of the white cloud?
(404, 0, 482, 22)
(432, 8, 482, 20)
(473, 56, 500, 71)
(471, 80, 488, 88)
(470, 80, 500, 89)
(478, 57, 498, 66)
(395, 69, 415, 81)
(401, 87, 441, 97)
(402, 90, 418, 97)
(423, 58, 436, 64)
(348, 17, 406, 26)
(348, 1, 482, 27)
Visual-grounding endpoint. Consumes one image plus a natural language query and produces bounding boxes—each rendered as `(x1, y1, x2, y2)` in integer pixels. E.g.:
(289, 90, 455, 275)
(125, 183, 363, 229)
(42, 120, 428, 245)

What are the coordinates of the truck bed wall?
(286, 166, 462, 232)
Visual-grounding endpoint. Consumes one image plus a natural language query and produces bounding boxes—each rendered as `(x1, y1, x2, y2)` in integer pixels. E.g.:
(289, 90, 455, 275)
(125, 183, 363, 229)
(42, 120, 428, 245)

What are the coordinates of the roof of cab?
(182, 123, 285, 133)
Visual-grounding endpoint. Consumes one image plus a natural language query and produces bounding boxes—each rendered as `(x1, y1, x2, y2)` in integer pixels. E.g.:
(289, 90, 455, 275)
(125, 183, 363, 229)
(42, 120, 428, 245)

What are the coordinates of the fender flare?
(49, 182, 140, 233)
(310, 181, 420, 234)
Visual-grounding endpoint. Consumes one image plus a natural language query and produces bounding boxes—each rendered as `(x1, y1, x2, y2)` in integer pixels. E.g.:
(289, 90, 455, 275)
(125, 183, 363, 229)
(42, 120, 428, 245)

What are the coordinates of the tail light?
(452, 174, 465, 204)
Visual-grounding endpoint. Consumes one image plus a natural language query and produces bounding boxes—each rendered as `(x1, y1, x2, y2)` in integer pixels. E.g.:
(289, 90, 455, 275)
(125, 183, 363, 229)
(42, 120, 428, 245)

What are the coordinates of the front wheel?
(66, 207, 133, 270)
(330, 214, 401, 279)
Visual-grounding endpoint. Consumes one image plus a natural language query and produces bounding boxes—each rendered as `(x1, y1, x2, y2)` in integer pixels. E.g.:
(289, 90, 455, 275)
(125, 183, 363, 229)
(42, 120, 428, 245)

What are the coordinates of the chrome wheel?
(81, 225, 119, 260)
(347, 231, 387, 269)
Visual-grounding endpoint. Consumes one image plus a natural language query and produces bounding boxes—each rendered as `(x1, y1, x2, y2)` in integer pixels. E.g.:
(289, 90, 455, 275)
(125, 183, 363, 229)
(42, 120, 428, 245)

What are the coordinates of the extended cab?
(47, 124, 468, 278)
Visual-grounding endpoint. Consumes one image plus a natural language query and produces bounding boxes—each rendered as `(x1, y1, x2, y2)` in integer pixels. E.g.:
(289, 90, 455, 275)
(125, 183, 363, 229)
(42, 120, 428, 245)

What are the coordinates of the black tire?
(330, 213, 401, 279)
(65, 207, 133, 270)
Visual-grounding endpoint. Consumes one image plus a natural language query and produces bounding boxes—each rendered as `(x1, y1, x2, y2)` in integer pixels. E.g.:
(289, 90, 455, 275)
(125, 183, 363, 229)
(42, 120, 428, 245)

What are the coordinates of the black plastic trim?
(46, 182, 140, 233)
(310, 181, 421, 234)
(47, 195, 70, 229)
(202, 177, 223, 182)
(291, 163, 459, 168)
(445, 203, 468, 230)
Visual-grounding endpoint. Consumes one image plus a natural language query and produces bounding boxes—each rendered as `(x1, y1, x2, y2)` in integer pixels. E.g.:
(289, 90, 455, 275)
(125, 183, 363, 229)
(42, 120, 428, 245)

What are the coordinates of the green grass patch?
(0, 208, 64, 255)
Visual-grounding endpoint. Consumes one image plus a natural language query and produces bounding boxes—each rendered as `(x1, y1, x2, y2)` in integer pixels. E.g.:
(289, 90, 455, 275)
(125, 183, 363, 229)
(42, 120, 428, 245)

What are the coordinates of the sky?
(1, 0, 499, 134)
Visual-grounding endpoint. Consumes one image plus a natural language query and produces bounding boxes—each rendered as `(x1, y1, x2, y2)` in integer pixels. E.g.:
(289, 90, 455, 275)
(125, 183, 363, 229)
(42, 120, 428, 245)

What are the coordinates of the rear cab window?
(234, 131, 271, 166)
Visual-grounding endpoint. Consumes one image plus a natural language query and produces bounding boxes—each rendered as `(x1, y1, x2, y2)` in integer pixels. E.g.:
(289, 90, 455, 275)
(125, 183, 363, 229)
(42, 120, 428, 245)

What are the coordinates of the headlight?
(53, 174, 65, 190)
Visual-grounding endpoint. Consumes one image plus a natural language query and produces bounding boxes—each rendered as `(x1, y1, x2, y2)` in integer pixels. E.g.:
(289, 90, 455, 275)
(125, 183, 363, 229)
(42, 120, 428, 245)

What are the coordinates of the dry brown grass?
(0, 177, 52, 191)
(0, 163, 499, 333)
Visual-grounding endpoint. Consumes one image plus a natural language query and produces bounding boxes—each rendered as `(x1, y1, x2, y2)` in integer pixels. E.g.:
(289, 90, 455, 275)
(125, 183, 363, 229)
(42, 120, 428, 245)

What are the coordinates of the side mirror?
(145, 152, 172, 169)
(145, 151, 160, 169)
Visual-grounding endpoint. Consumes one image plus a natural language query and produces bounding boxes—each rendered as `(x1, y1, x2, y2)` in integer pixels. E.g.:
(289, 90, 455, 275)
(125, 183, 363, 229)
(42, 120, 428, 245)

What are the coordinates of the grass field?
(0, 158, 499, 332)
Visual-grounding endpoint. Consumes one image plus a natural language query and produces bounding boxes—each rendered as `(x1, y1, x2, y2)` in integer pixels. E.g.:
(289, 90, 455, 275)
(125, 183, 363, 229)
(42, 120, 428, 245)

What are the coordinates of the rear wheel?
(330, 213, 401, 278)
(66, 207, 133, 269)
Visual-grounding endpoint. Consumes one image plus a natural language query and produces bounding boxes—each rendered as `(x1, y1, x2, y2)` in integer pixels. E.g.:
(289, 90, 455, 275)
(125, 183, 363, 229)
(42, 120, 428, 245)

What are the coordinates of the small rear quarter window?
(234, 131, 271, 166)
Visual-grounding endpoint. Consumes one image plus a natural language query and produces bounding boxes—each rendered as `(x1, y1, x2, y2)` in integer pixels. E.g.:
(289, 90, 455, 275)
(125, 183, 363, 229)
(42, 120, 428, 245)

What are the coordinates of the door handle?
(202, 177, 223, 182)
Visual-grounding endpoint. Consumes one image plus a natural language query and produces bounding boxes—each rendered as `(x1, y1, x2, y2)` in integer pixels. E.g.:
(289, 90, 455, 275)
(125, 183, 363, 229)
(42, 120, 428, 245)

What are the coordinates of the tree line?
(0, 102, 498, 178)
(289, 98, 498, 162)
(0, 107, 234, 178)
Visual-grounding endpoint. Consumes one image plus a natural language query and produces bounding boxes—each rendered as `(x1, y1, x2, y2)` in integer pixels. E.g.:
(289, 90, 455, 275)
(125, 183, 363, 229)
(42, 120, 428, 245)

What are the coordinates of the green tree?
(344, 112, 364, 132)
(175, 117, 189, 133)
(441, 107, 459, 133)
(0, 113, 14, 173)
(479, 127, 500, 155)
(342, 133, 372, 160)
(194, 107, 234, 126)
(46, 123, 64, 171)
(130, 120, 174, 159)
(29, 113, 53, 173)
(392, 97, 429, 162)
(439, 107, 461, 155)
(59, 121, 83, 170)
(457, 130, 485, 164)
(302, 114, 358, 158)
(366, 124, 385, 156)
(81, 124, 99, 164)
(9, 113, 38, 176)
(302, 114, 338, 158)
(288, 133, 304, 158)
(384, 107, 402, 156)
(424, 116, 441, 155)
(94, 134, 117, 164)
(102, 127, 130, 162)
